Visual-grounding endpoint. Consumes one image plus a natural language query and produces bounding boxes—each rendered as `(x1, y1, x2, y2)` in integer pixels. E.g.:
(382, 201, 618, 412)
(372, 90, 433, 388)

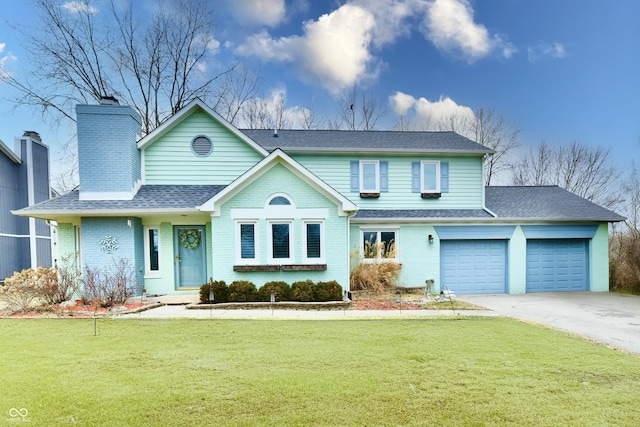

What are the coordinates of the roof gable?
(137, 99, 268, 156)
(199, 149, 358, 216)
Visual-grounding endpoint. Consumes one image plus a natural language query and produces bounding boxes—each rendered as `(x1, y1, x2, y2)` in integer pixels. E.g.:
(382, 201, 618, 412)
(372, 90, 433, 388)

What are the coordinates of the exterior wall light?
(428, 234, 434, 244)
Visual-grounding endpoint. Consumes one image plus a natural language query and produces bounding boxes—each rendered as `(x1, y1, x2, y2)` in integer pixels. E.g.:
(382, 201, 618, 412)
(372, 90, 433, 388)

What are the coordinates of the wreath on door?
(180, 229, 200, 250)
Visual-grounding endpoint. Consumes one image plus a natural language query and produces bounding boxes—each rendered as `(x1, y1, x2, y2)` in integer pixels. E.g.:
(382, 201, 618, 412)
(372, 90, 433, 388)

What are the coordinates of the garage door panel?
(526, 239, 588, 292)
(441, 240, 507, 294)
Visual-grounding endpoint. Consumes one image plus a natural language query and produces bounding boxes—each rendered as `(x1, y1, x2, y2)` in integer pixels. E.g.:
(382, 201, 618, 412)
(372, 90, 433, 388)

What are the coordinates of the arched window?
(268, 196, 291, 206)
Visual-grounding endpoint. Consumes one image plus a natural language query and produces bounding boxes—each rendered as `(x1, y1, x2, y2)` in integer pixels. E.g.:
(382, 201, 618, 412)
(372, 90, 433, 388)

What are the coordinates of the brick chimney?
(76, 97, 142, 200)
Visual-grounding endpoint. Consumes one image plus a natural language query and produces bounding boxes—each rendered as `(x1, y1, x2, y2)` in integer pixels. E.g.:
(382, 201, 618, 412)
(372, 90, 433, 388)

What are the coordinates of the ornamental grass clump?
(349, 241, 402, 293)
(0, 267, 57, 313)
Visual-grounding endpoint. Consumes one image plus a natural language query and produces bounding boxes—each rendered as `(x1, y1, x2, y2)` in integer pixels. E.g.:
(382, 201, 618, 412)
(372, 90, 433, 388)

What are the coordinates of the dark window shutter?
(411, 162, 420, 192)
(350, 161, 359, 192)
(441, 162, 449, 192)
(380, 161, 389, 192)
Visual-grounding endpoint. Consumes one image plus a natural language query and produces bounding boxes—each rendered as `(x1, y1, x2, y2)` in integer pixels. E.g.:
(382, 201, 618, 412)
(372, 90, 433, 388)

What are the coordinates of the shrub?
(228, 281, 258, 302)
(291, 280, 315, 302)
(257, 281, 291, 302)
(0, 267, 57, 313)
(200, 279, 228, 303)
(350, 247, 402, 293)
(45, 254, 82, 304)
(314, 281, 343, 302)
(83, 258, 136, 307)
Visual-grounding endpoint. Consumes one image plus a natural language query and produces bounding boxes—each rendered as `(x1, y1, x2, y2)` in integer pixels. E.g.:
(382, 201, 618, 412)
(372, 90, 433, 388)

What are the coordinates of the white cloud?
(234, 0, 517, 95)
(390, 91, 475, 130)
(0, 51, 18, 79)
(61, 1, 99, 14)
(230, 0, 287, 27)
(527, 42, 566, 63)
(0, 43, 5, 53)
(236, 4, 376, 95)
(422, 0, 515, 62)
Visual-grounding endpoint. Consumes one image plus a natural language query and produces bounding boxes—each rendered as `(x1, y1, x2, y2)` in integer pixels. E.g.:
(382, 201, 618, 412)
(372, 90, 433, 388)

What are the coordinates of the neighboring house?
(14, 98, 624, 295)
(1, 131, 53, 281)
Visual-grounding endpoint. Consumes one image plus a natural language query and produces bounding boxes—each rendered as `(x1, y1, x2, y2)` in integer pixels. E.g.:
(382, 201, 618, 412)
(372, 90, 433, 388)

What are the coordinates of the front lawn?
(1, 318, 639, 426)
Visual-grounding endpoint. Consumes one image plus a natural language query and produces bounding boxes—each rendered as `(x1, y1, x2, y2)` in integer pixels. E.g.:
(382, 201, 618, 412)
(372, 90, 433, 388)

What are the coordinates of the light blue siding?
(144, 109, 264, 185)
(211, 163, 350, 288)
(292, 154, 484, 209)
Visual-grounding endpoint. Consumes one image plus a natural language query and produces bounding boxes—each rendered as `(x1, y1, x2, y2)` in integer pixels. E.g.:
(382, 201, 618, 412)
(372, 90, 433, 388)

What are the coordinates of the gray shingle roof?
(16, 185, 224, 214)
(240, 129, 494, 154)
(485, 186, 625, 221)
(353, 209, 493, 220)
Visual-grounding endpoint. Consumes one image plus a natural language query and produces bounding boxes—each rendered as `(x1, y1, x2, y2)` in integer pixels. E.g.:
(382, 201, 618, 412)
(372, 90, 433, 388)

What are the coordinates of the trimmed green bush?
(228, 281, 258, 302)
(314, 281, 343, 302)
(291, 280, 315, 302)
(258, 281, 291, 302)
(199, 280, 228, 303)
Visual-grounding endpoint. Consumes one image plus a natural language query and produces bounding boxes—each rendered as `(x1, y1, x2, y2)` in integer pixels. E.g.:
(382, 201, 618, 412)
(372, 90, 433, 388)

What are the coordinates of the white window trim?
(268, 220, 294, 264)
(360, 228, 399, 262)
(360, 160, 380, 193)
(421, 160, 441, 193)
(302, 220, 325, 264)
(143, 226, 161, 278)
(235, 221, 259, 265)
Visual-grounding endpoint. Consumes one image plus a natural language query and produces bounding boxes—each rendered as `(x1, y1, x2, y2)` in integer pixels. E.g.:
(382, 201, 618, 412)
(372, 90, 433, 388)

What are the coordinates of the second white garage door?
(440, 240, 507, 294)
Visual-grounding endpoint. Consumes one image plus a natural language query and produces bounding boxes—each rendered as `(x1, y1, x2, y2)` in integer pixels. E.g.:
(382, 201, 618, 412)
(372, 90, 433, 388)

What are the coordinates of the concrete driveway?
(457, 292, 640, 355)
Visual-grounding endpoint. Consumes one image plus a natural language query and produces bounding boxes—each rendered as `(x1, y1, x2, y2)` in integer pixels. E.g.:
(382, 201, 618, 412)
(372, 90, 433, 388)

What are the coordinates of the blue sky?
(1, 0, 639, 181)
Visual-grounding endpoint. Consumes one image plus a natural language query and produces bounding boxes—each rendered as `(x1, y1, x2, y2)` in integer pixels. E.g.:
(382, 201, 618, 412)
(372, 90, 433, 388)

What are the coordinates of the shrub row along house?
(14, 98, 624, 296)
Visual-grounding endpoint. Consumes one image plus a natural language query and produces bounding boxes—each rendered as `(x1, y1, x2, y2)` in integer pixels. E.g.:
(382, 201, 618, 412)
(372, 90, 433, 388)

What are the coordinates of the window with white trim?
(360, 160, 379, 193)
(269, 221, 293, 263)
(144, 227, 160, 276)
(303, 221, 324, 263)
(362, 229, 398, 261)
(237, 221, 258, 264)
(421, 161, 440, 193)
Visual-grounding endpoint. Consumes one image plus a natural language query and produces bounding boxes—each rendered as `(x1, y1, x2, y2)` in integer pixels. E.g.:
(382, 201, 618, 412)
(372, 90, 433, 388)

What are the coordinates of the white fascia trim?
(231, 207, 329, 220)
(79, 179, 142, 201)
(137, 99, 269, 156)
(0, 138, 21, 163)
(200, 149, 358, 216)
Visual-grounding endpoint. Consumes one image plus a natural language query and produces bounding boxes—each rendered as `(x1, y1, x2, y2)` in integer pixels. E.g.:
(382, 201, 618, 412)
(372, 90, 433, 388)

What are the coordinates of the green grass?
(1, 318, 639, 426)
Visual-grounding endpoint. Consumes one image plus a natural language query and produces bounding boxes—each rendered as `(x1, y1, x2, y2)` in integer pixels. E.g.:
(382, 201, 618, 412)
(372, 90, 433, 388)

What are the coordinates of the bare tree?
(335, 86, 386, 130)
(6, 0, 257, 134)
(438, 108, 521, 185)
(511, 141, 622, 208)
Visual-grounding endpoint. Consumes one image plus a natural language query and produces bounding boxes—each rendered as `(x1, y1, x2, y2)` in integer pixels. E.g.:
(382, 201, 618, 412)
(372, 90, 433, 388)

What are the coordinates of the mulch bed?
(2, 302, 151, 318)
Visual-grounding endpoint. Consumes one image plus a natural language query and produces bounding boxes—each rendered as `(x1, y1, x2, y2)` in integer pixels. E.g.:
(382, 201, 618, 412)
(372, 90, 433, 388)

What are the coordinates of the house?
(13, 98, 624, 295)
(1, 131, 53, 281)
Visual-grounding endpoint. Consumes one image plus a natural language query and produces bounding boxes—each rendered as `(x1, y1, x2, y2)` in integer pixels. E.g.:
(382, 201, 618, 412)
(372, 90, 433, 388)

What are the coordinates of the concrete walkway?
(119, 303, 495, 320)
(119, 292, 640, 355)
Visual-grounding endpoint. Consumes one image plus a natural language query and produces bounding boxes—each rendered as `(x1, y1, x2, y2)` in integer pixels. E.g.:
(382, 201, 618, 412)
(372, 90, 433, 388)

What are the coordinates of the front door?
(174, 226, 207, 289)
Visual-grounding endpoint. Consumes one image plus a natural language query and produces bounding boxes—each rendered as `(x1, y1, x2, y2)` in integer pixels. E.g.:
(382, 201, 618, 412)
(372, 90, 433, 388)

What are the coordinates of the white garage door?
(526, 240, 589, 292)
(440, 240, 507, 294)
